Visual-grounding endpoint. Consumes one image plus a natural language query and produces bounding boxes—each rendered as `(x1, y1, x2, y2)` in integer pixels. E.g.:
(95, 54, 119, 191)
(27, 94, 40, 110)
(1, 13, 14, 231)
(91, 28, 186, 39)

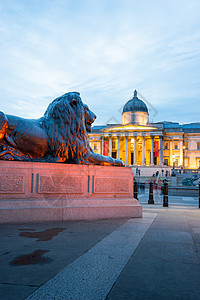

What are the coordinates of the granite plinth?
(0, 161, 142, 223)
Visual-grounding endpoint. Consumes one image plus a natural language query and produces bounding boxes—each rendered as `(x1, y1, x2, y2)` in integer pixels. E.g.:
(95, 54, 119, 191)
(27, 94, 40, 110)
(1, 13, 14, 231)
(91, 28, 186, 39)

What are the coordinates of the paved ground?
(0, 206, 200, 300)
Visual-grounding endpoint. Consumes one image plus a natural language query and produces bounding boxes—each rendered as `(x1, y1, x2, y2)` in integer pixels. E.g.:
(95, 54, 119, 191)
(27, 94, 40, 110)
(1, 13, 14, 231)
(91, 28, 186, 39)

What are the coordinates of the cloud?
(0, 0, 200, 124)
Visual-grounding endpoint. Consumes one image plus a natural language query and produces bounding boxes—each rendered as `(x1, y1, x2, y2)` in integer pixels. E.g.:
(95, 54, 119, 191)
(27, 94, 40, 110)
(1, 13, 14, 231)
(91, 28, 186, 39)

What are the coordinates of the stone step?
(0, 199, 142, 223)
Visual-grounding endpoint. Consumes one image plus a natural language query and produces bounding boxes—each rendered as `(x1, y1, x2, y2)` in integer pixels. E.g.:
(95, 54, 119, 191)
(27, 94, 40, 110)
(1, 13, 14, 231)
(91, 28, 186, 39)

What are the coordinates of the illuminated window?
(164, 143, 168, 150)
(138, 140, 142, 150)
(94, 143, 97, 150)
(197, 142, 200, 150)
(174, 142, 178, 150)
(164, 159, 168, 165)
(130, 143, 134, 150)
(112, 141, 116, 150)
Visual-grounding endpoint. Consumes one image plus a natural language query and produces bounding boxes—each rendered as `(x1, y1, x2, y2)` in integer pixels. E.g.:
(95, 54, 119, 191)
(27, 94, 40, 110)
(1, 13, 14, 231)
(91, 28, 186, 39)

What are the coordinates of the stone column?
(169, 140, 173, 166)
(159, 136, 163, 166)
(134, 136, 137, 165)
(117, 136, 120, 160)
(142, 136, 145, 165)
(125, 136, 128, 166)
(150, 136, 154, 165)
(179, 139, 183, 166)
(109, 135, 112, 157)
(101, 135, 104, 155)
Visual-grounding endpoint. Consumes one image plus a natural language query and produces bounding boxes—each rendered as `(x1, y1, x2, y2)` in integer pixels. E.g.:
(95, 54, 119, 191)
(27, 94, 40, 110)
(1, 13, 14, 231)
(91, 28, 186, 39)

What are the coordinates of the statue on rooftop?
(0, 92, 124, 166)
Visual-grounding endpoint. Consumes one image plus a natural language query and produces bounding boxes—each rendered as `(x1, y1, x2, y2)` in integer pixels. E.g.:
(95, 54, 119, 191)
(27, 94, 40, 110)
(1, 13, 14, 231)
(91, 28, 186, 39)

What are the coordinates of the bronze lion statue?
(0, 92, 124, 166)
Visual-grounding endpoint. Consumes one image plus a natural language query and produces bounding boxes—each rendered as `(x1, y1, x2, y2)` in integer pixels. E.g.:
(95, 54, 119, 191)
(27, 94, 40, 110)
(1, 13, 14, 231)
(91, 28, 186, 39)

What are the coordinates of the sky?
(0, 0, 200, 126)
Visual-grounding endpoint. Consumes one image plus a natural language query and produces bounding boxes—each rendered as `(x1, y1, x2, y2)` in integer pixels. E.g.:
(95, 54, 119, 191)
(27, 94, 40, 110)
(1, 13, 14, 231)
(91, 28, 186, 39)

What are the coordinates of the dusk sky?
(0, 0, 200, 126)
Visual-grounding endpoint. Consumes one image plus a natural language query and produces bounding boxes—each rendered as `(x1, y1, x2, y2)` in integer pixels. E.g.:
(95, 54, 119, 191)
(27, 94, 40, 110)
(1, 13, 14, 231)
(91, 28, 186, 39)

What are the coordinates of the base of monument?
(0, 198, 142, 223)
(0, 161, 142, 223)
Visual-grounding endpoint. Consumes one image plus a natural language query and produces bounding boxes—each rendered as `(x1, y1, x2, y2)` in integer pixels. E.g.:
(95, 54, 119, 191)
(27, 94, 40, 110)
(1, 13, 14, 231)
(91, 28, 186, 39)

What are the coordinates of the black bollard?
(148, 181, 154, 204)
(163, 181, 168, 207)
(199, 183, 200, 209)
(134, 180, 138, 200)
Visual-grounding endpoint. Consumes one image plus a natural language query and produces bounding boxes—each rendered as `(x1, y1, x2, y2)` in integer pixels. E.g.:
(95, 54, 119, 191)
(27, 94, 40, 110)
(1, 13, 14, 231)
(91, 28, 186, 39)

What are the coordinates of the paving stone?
(144, 229, 194, 244)
(106, 260, 200, 300)
(0, 283, 37, 300)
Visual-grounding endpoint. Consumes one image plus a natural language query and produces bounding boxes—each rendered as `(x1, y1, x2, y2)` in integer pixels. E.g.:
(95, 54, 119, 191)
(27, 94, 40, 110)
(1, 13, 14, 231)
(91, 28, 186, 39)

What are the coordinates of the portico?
(100, 125, 163, 167)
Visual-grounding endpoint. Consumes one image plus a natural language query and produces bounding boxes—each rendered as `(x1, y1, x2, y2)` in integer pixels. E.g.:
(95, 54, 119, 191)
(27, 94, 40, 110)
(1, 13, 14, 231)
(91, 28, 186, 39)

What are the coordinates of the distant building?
(88, 90, 200, 170)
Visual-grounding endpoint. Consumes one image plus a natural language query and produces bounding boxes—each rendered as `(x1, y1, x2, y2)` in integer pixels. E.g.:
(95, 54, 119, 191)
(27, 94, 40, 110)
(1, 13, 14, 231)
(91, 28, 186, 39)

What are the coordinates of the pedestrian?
(153, 178, 157, 190)
(161, 179, 166, 195)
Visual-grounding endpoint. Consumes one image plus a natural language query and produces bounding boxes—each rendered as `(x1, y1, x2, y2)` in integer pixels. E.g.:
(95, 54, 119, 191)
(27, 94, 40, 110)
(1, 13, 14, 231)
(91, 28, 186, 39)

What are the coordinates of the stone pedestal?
(0, 161, 142, 223)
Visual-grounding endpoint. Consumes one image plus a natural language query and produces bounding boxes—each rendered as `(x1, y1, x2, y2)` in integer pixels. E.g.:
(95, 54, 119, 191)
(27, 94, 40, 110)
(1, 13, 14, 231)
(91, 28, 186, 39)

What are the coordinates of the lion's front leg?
(83, 151, 125, 166)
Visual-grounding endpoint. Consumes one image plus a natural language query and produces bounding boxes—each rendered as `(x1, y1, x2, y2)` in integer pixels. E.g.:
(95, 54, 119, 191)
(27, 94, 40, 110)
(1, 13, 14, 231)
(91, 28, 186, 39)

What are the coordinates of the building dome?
(122, 90, 148, 114)
(122, 90, 149, 125)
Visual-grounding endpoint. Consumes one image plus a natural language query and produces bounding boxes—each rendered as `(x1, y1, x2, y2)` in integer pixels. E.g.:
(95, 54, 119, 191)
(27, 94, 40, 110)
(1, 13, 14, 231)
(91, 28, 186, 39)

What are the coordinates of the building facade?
(88, 90, 200, 169)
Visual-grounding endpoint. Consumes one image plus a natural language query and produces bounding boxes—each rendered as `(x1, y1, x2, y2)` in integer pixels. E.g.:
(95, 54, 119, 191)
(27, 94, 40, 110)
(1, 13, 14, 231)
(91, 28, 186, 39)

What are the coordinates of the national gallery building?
(88, 90, 200, 170)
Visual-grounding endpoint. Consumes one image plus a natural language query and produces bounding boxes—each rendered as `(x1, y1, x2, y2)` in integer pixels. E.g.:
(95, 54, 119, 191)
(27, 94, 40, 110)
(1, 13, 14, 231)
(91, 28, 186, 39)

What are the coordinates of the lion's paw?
(114, 159, 125, 166)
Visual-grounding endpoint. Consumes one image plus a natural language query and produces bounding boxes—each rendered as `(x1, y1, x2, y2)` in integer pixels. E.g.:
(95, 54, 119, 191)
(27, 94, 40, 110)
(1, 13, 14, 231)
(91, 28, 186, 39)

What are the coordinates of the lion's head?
(41, 92, 96, 162)
(43, 92, 96, 133)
